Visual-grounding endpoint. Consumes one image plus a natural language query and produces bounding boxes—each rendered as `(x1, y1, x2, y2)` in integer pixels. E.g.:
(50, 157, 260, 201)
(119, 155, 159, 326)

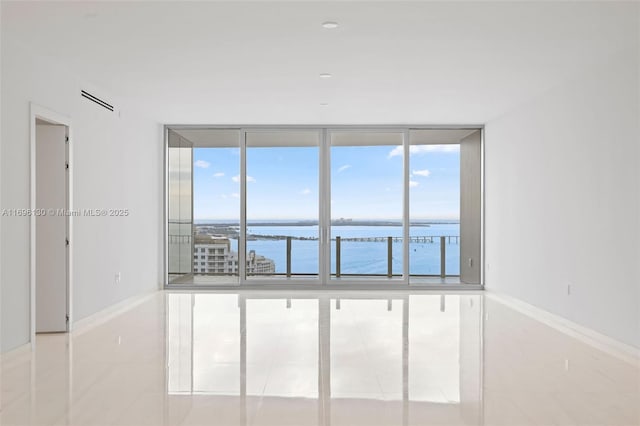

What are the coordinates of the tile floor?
(1, 291, 638, 425)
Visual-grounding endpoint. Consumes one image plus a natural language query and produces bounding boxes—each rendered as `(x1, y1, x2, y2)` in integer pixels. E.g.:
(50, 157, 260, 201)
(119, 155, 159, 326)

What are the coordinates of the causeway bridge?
(336, 236, 460, 244)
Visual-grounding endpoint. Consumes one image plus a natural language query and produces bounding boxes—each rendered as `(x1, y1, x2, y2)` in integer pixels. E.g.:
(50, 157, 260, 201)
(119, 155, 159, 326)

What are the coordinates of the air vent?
(81, 90, 114, 112)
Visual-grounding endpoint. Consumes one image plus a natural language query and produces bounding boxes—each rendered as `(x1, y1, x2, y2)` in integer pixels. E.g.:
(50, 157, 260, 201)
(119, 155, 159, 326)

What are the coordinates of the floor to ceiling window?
(245, 131, 320, 281)
(168, 129, 241, 285)
(408, 130, 465, 283)
(166, 127, 482, 287)
(329, 131, 404, 282)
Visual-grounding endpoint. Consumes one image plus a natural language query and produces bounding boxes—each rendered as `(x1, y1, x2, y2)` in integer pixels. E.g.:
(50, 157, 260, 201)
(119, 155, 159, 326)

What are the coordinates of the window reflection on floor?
(331, 299, 403, 399)
(5, 293, 636, 426)
(409, 295, 460, 403)
(166, 293, 482, 425)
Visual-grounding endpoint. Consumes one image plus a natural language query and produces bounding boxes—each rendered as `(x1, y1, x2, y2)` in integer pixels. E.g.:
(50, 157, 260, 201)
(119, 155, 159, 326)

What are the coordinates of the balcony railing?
(332, 236, 458, 279)
(273, 235, 460, 278)
(172, 234, 460, 278)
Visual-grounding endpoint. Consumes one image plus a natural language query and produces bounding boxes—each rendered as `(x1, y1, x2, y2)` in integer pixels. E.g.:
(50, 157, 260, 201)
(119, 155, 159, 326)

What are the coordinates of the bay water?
(223, 223, 461, 275)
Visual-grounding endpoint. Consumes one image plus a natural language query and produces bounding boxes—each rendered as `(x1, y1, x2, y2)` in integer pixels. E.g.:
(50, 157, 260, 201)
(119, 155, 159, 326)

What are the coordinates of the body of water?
(217, 223, 460, 276)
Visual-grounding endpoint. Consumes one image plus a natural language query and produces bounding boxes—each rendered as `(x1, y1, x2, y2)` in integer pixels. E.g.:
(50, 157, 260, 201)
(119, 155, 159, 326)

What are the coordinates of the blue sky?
(192, 145, 460, 220)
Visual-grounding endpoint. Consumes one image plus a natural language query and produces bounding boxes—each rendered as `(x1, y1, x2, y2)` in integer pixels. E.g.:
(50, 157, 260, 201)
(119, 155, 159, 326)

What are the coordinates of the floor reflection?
(7, 291, 635, 425)
(166, 293, 483, 425)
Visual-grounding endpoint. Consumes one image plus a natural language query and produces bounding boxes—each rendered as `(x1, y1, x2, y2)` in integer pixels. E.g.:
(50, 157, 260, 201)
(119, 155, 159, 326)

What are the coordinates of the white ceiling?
(2, 1, 638, 125)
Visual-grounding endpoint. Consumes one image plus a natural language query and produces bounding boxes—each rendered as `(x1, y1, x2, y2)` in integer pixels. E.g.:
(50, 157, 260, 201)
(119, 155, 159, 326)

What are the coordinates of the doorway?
(30, 104, 72, 340)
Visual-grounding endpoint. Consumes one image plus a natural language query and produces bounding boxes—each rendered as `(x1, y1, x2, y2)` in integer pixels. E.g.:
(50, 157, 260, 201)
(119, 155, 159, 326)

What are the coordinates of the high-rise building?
(193, 235, 275, 275)
(246, 250, 276, 275)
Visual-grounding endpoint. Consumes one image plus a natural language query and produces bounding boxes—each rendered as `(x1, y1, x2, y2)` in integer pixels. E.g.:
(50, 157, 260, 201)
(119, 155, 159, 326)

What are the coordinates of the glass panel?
(167, 130, 193, 282)
(330, 132, 403, 281)
(169, 128, 241, 285)
(192, 144, 240, 284)
(408, 130, 462, 284)
(246, 131, 320, 280)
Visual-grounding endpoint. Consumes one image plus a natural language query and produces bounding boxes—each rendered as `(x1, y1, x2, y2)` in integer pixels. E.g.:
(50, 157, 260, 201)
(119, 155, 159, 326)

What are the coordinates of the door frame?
(30, 103, 73, 345)
(240, 128, 325, 286)
(325, 127, 409, 286)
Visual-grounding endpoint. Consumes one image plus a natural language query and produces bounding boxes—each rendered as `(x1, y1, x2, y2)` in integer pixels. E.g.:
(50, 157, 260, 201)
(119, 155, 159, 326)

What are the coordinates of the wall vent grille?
(81, 90, 114, 112)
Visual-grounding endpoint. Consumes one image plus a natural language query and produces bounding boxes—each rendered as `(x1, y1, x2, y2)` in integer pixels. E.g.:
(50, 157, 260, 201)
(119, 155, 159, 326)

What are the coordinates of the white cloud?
(337, 164, 352, 173)
(300, 188, 311, 195)
(412, 169, 431, 177)
(387, 146, 404, 158)
(213, 172, 225, 178)
(194, 159, 210, 168)
(388, 146, 403, 158)
(231, 175, 256, 183)
(388, 144, 460, 158)
(409, 180, 419, 188)
(231, 193, 239, 198)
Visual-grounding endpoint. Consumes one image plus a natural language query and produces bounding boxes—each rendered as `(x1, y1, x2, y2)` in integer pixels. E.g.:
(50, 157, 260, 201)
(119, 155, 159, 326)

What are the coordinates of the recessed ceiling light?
(321, 21, 339, 29)
(319, 73, 332, 79)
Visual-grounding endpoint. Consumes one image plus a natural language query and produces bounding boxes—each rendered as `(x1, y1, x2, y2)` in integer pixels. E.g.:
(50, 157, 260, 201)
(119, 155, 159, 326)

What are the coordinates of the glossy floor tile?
(1, 291, 638, 425)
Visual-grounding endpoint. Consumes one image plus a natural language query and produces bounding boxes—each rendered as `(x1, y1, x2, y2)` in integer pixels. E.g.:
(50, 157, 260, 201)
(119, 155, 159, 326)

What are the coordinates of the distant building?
(193, 236, 275, 275)
(246, 250, 276, 275)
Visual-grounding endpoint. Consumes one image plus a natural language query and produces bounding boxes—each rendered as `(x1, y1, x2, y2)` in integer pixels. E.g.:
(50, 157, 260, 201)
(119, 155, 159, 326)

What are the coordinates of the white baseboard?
(71, 289, 159, 336)
(485, 289, 640, 366)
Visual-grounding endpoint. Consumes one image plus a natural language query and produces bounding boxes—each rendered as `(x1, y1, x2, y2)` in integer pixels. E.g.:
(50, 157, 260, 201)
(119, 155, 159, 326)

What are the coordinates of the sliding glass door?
(245, 131, 320, 282)
(329, 131, 405, 283)
(166, 127, 481, 287)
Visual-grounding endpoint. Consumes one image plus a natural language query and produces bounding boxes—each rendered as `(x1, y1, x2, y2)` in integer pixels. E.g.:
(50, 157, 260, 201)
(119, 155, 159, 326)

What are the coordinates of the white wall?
(0, 1, 3, 353)
(1, 38, 164, 352)
(485, 47, 640, 348)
